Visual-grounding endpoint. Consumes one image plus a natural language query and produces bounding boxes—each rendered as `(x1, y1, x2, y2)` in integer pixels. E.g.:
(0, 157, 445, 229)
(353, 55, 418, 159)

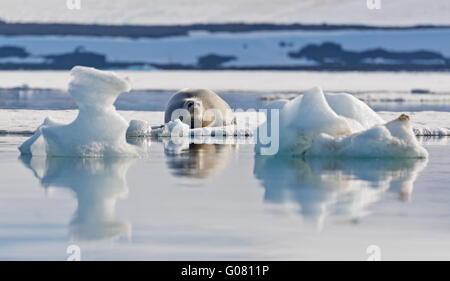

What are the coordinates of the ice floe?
(255, 87, 428, 158)
(19, 66, 144, 157)
(307, 115, 428, 158)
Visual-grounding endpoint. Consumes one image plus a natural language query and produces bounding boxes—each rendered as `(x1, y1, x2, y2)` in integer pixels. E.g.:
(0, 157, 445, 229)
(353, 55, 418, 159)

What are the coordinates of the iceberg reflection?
(20, 156, 134, 241)
(253, 156, 428, 229)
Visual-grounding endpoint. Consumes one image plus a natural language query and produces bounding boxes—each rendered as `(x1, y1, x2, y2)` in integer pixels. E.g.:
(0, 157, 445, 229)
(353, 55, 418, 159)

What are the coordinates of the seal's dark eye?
(187, 101, 194, 108)
(179, 116, 183, 121)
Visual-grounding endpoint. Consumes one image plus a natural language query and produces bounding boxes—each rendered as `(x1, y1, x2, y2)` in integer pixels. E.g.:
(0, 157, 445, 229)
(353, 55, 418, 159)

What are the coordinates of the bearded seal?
(164, 88, 236, 128)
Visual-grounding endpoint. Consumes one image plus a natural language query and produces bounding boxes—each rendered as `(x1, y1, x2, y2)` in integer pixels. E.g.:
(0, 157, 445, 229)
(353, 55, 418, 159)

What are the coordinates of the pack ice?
(256, 87, 428, 158)
(19, 66, 143, 157)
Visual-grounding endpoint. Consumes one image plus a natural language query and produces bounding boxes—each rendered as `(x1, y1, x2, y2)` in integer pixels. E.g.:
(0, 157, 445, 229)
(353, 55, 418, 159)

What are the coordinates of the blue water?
(0, 135, 449, 260)
(2, 28, 450, 66)
(2, 88, 450, 112)
(0, 88, 265, 111)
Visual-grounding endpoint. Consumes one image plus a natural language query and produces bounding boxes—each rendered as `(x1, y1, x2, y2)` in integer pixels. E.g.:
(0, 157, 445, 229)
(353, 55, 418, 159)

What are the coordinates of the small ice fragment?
(126, 120, 150, 137)
(153, 119, 190, 137)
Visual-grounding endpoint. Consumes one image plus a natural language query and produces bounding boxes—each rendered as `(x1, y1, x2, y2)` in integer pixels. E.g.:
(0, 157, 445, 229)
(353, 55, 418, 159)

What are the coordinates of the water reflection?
(20, 155, 134, 241)
(163, 138, 235, 179)
(253, 156, 428, 229)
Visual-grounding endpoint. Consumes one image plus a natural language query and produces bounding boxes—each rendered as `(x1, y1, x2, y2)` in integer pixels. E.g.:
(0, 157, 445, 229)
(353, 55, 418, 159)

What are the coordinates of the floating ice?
(308, 115, 428, 158)
(152, 117, 256, 137)
(1, 109, 449, 137)
(126, 119, 150, 137)
(256, 87, 427, 158)
(19, 66, 143, 157)
(324, 92, 385, 130)
(152, 119, 190, 137)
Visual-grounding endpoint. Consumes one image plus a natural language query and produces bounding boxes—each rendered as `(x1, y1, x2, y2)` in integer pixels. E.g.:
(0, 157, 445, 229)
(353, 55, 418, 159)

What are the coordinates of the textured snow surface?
(2, 71, 450, 94)
(18, 66, 145, 157)
(255, 87, 428, 158)
(2, 109, 450, 138)
(1, 0, 449, 26)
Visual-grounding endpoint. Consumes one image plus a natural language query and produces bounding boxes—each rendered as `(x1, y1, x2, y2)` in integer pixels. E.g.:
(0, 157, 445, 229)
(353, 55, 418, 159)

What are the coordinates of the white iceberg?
(19, 66, 143, 157)
(256, 87, 428, 158)
(308, 115, 428, 158)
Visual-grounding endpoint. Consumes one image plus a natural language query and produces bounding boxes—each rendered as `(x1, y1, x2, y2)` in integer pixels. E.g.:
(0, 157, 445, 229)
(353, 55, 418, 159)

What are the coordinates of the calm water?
(0, 135, 449, 260)
(3, 88, 450, 112)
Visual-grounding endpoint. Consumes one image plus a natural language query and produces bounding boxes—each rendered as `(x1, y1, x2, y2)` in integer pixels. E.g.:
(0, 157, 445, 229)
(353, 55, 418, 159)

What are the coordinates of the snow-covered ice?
(379, 111, 450, 137)
(256, 87, 428, 158)
(149, 115, 257, 138)
(2, 109, 450, 139)
(307, 115, 428, 158)
(126, 120, 150, 137)
(0, 69, 444, 159)
(1, 0, 449, 26)
(2, 71, 450, 94)
(152, 119, 190, 137)
(19, 66, 144, 157)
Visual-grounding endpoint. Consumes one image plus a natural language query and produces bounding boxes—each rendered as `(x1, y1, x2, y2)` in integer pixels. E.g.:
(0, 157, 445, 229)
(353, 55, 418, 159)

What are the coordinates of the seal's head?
(181, 98, 204, 128)
(398, 114, 410, 121)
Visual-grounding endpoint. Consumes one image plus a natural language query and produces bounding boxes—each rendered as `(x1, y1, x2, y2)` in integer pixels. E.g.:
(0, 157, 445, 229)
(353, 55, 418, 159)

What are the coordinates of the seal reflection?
(164, 139, 235, 179)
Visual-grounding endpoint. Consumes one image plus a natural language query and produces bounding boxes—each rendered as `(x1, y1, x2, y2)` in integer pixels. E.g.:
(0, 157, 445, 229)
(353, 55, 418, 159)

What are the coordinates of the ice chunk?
(256, 87, 427, 158)
(18, 117, 64, 156)
(126, 119, 150, 137)
(152, 118, 255, 137)
(308, 115, 428, 158)
(325, 92, 385, 131)
(152, 119, 190, 137)
(262, 87, 355, 154)
(19, 66, 143, 157)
